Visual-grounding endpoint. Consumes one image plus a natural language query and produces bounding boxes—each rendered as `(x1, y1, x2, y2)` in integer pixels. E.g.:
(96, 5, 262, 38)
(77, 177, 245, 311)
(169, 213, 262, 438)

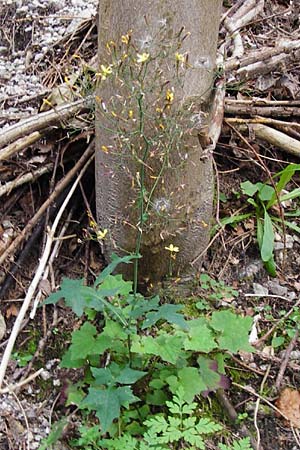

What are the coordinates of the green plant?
(213, 164, 300, 276)
(43, 253, 253, 444)
(198, 274, 239, 305)
(100, 386, 222, 449)
(41, 27, 255, 450)
(70, 392, 253, 450)
(219, 437, 252, 450)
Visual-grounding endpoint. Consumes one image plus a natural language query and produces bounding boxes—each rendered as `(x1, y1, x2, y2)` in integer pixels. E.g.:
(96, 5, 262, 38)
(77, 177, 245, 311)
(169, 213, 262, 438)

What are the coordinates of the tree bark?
(95, 0, 222, 283)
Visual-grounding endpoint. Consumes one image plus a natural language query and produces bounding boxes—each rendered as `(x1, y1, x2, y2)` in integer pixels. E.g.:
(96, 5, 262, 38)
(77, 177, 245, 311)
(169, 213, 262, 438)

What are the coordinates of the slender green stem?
(133, 94, 150, 298)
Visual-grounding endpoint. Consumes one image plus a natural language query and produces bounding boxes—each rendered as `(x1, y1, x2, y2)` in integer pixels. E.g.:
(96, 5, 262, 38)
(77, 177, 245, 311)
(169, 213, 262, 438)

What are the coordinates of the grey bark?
(95, 0, 222, 283)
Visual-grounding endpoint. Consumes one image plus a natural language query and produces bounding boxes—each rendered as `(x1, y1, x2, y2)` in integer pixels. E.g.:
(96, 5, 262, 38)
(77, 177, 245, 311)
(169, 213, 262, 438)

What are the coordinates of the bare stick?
(254, 364, 270, 450)
(8, 386, 30, 450)
(225, 39, 300, 72)
(30, 209, 74, 318)
(250, 123, 300, 158)
(216, 389, 259, 449)
(226, 99, 300, 107)
(0, 163, 53, 198)
(253, 299, 300, 347)
(275, 330, 299, 391)
(0, 368, 44, 394)
(224, 16, 243, 59)
(0, 97, 92, 148)
(225, 117, 300, 133)
(0, 131, 42, 162)
(0, 141, 94, 265)
(0, 154, 94, 389)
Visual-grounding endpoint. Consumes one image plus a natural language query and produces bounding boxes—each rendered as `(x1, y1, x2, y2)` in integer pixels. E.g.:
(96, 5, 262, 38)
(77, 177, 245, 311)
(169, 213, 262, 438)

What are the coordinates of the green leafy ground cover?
(39, 254, 255, 449)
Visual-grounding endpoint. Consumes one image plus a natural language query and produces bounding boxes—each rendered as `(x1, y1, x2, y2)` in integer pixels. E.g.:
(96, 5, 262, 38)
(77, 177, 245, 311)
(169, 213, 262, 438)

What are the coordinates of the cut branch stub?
(95, 0, 222, 283)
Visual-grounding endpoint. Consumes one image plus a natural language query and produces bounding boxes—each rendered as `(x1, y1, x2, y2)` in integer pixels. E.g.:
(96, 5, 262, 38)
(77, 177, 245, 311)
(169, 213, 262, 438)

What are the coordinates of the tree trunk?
(95, 0, 222, 283)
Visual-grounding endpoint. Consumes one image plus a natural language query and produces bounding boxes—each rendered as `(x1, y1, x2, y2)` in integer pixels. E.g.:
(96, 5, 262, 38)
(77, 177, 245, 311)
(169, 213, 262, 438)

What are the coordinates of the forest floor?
(1, 0, 300, 449)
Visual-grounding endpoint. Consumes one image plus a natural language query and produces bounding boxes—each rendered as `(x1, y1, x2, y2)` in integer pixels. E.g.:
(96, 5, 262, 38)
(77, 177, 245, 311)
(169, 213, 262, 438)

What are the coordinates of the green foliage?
(213, 164, 300, 276)
(43, 253, 254, 442)
(198, 274, 239, 305)
(98, 387, 222, 449)
(38, 418, 68, 450)
(219, 437, 253, 450)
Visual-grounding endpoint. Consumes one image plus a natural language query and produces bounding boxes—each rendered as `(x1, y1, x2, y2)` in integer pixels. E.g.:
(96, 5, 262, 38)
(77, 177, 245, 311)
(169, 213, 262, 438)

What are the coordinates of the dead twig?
(0, 368, 44, 394)
(275, 330, 299, 391)
(0, 97, 92, 148)
(30, 208, 74, 318)
(0, 163, 53, 198)
(0, 141, 94, 266)
(0, 153, 94, 389)
(225, 117, 300, 133)
(253, 299, 300, 347)
(0, 131, 42, 162)
(225, 39, 300, 72)
(254, 364, 271, 450)
(216, 389, 259, 449)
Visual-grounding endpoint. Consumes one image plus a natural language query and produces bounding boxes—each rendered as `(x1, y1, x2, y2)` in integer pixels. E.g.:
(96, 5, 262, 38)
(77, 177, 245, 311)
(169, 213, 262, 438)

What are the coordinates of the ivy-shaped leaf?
(70, 322, 101, 360)
(98, 274, 133, 297)
(141, 304, 187, 330)
(166, 367, 206, 403)
(43, 278, 97, 316)
(116, 366, 147, 385)
(81, 387, 120, 433)
(131, 333, 184, 364)
(210, 311, 253, 353)
(81, 385, 139, 433)
(184, 318, 217, 353)
(94, 253, 138, 286)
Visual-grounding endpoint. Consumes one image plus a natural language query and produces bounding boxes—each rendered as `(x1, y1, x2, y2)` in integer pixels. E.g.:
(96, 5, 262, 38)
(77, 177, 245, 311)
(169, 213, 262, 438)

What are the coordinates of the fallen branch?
(0, 140, 94, 265)
(226, 99, 300, 107)
(224, 16, 243, 59)
(235, 50, 300, 80)
(225, 116, 300, 133)
(0, 163, 53, 198)
(275, 330, 299, 391)
(0, 153, 95, 389)
(216, 389, 259, 449)
(229, 0, 262, 27)
(0, 368, 44, 394)
(223, 0, 264, 64)
(225, 39, 300, 72)
(225, 103, 300, 118)
(30, 208, 74, 318)
(0, 131, 42, 162)
(0, 97, 92, 148)
(244, 123, 300, 157)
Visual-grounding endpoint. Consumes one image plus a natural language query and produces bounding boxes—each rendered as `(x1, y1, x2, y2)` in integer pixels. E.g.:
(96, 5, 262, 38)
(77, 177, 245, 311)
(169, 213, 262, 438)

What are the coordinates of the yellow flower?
(166, 89, 174, 103)
(121, 33, 130, 45)
(128, 110, 134, 119)
(101, 145, 109, 153)
(136, 53, 150, 64)
(175, 52, 185, 63)
(97, 64, 112, 80)
(165, 244, 179, 253)
(89, 219, 97, 228)
(97, 229, 108, 240)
